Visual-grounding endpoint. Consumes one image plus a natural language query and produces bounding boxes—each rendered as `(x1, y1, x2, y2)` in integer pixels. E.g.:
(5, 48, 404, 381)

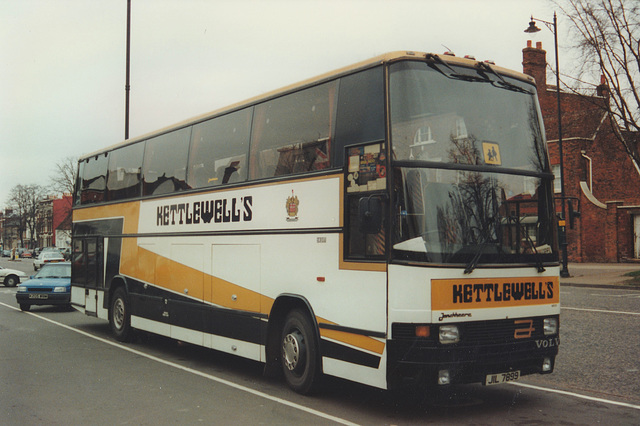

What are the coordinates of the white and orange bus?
(71, 51, 560, 394)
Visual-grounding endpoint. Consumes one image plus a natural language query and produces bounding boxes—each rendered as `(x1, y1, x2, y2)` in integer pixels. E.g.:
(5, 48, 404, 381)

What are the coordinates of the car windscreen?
(36, 264, 71, 278)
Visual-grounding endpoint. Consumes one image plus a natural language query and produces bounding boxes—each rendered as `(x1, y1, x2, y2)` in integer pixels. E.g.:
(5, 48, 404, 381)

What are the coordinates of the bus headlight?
(543, 318, 558, 335)
(439, 325, 460, 344)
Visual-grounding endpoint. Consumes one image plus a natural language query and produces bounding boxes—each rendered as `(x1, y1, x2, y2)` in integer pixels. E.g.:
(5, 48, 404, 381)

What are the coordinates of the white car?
(33, 251, 65, 271)
(0, 266, 29, 287)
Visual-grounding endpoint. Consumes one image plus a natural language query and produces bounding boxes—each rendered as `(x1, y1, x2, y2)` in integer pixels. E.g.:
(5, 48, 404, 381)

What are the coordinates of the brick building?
(522, 41, 640, 262)
(52, 195, 72, 248)
(35, 194, 72, 249)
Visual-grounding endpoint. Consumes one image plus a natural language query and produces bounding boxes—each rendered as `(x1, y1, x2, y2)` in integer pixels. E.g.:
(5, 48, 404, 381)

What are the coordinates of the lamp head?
(524, 17, 541, 33)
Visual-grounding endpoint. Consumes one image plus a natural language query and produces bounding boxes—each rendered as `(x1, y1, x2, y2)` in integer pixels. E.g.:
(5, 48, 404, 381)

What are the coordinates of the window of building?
(552, 164, 562, 193)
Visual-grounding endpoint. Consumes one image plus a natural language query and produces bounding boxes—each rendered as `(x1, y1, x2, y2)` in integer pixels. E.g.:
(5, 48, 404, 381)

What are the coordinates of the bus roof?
(79, 51, 535, 161)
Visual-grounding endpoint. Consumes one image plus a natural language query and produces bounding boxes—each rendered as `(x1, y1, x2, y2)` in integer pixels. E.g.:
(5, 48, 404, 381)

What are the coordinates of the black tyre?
(4, 275, 19, 287)
(20, 304, 31, 312)
(280, 309, 321, 394)
(109, 287, 133, 342)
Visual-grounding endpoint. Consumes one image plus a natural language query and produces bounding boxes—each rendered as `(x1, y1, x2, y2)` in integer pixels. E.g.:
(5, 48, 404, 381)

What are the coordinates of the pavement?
(560, 262, 640, 290)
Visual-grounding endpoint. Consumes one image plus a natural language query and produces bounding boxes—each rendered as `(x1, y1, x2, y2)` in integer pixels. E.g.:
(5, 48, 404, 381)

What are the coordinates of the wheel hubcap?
(113, 298, 125, 329)
(282, 330, 305, 372)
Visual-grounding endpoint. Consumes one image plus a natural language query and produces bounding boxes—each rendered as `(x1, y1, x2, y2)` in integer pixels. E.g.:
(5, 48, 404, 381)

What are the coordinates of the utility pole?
(125, 0, 131, 140)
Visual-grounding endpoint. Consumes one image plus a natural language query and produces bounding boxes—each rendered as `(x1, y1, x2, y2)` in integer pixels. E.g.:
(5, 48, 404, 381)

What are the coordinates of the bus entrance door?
(72, 237, 104, 316)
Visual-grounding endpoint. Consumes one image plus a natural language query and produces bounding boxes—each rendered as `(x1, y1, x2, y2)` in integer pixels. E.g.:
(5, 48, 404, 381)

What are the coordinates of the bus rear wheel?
(280, 309, 320, 394)
(110, 287, 133, 342)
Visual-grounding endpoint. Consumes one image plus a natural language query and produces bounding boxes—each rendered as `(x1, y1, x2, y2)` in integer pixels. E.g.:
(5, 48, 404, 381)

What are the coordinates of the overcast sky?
(0, 0, 567, 209)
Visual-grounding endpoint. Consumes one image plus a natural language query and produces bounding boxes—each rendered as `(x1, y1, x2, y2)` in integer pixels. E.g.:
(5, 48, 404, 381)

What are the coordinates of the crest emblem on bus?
(286, 190, 299, 222)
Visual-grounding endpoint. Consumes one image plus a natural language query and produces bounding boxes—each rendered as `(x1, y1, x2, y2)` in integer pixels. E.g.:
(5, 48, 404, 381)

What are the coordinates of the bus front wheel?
(110, 287, 133, 342)
(280, 309, 320, 394)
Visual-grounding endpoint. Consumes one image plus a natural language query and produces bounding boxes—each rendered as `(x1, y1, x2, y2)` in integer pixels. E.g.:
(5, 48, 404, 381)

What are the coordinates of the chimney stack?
(522, 41, 547, 91)
(596, 74, 610, 98)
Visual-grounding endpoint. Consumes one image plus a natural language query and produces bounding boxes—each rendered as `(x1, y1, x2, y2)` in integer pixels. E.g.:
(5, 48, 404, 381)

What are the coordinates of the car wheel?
(280, 309, 321, 394)
(4, 275, 19, 287)
(109, 287, 133, 342)
(20, 304, 31, 312)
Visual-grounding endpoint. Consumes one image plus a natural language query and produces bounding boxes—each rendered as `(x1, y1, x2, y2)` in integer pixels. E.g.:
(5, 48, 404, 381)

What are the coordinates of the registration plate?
(29, 294, 48, 300)
(485, 370, 520, 385)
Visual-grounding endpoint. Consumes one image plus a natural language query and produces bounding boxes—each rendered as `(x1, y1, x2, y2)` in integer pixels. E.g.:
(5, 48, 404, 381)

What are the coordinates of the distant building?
(52, 195, 72, 248)
(522, 41, 640, 262)
(36, 194, 72, 249)
(1, 209, 20, 251)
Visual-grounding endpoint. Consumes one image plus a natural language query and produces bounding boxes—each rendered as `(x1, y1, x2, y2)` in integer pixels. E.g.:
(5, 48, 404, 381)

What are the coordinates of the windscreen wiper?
(464, 237, 488, 274)
(425, 54, 487, 83)
(521, 224, 546, 273)
(476, 62, 533, 94)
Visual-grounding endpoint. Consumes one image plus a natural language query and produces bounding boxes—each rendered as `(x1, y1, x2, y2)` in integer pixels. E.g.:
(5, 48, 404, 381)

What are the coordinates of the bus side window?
(80, 153, 108, 205)
(187, 108, 251, 189)
(106, 142, 144, 201)
(250, 81, 336, 180)
(334, 66, 385, 168)
(142, 127, 191, 196)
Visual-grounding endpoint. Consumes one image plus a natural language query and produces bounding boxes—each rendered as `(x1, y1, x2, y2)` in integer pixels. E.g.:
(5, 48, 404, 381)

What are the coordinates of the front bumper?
(387, 317, 559, 388)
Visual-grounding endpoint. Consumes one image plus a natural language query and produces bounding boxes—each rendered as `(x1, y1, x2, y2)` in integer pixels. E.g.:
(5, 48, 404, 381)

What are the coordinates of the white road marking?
(0, 301, 358, 426)
(562, 306, 640, 316)
(509, 382, 640, 411)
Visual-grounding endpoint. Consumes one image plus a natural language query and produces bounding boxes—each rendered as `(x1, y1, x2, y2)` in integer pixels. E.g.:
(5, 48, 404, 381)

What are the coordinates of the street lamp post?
(125, 0, 131, 140)
(525, 12, 570, 278)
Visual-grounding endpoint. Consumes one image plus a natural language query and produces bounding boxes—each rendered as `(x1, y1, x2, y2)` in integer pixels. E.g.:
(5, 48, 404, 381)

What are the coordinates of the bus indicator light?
(415, 325, 430, 338)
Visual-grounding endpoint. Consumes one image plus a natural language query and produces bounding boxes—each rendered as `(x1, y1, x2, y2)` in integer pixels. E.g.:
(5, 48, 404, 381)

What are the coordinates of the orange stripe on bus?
(318, 326, 385, 355)
(72, 202, 140, 234)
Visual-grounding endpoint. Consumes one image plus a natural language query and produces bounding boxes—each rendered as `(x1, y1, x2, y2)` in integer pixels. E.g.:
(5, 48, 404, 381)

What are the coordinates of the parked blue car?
(16, 262, 72, 312)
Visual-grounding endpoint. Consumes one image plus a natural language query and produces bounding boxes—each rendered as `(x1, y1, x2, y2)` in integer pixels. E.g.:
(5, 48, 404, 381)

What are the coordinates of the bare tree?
(50, 156, 78, 197)
(556, 0, 640, 170)
(7, 184, 47, 248)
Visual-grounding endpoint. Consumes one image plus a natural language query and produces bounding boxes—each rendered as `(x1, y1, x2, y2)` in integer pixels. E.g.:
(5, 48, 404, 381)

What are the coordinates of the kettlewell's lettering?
(156, 196, 253, 226)
(452, 280, 555, 304)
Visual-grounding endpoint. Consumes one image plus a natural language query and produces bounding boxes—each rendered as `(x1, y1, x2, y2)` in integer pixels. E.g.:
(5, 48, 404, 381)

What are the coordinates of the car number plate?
(485, 370, 520, 385)
(29, 294, 48, 299)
